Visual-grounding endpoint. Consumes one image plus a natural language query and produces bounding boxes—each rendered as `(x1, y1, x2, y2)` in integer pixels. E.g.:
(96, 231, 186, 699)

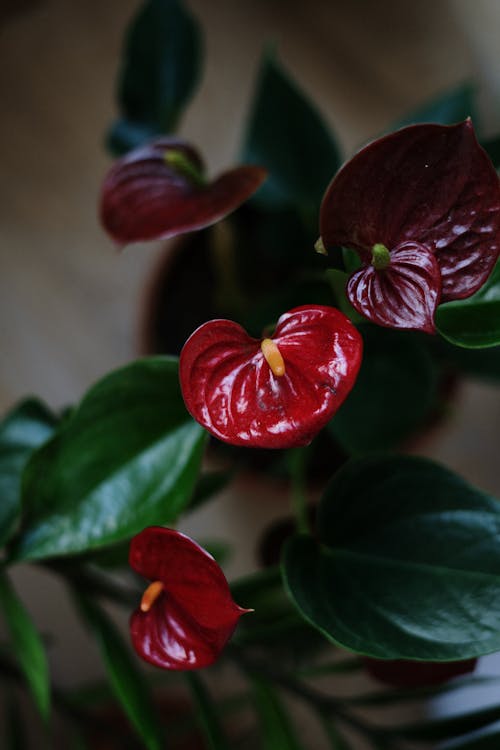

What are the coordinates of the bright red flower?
(320, 120, 500, 333)
(100, 137, 266, 244)
(179, 305, 363, 449)
(129, 527, 248, 670)
(363, 656, 477, 688)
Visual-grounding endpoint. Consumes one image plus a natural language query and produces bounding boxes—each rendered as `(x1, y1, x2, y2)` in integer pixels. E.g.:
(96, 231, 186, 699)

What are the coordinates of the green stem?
(286, 448, 309, 534)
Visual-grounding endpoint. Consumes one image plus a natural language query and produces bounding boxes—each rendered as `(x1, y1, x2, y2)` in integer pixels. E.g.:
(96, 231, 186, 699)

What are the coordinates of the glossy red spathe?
(320, 120, 500, 332)
(179, 305, 363, 449)
(100, 137, 266, 244)
(129, 527, 247, 670)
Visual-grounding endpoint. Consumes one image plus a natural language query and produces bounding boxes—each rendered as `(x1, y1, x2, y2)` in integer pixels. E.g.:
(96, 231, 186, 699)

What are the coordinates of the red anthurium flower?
(320, 120, 500, 333)
(363, 656, 477, 688)
(129, 527, 248, 670)
(179, 305, 363, 449)
(100, 137, 266, 244)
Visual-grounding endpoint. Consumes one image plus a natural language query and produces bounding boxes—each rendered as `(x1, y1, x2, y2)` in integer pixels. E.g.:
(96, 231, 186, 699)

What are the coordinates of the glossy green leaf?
(0, 399, 57, 547)
(329, 326, 438, 453)
(436, 260, 500, 348)
(108, 0, 202, 154)
(76, 594, 164, 750)
(252, 678, 305, 750)
(242, 52, 341, 213)
(0, 572, 50, 720)
(186, 672, 230, 750)
(14, 357, 206, 561)
(395, 83, 477, 127)
(283, 454, 500, 660)
(481, 134, 500, 169)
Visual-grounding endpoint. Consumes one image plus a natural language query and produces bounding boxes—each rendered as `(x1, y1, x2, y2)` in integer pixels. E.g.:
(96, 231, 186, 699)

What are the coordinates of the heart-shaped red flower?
(179, 305, 363, 449)
(100, 137, 266, 244)
(320, 120, 500, 332)
(129, 527, 248, 670)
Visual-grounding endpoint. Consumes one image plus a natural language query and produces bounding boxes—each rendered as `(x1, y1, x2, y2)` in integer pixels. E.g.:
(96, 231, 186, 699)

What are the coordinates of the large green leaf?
(283, 454, 500, 660)
(108, 0, 202, 154)
(252, 678, 305, 750)
(0, 572, 50, 720)
(395, 83, 477, 127)
(329, 326, 438, 453)
(76, 595, 164, 750)
(13, 358, 206, 561)
(436, 260, 500, 348)
(242, 52, 341, 213)
(0, 399, 57, 547)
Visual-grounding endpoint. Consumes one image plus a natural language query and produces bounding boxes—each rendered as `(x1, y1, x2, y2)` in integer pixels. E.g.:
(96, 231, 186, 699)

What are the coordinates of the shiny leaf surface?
(14, 358, 206, 560)
(129, 527, 247, 670)
(180, 305, 363, 449)
(283, 455, 500, 660)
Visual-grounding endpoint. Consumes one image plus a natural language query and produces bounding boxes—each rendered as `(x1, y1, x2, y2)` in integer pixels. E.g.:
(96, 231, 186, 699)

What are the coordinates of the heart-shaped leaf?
(101, 138, 266, 244)
(283, 454, 500, 660)
(13, 357, 206, 561)
(180, 305, 363, 449)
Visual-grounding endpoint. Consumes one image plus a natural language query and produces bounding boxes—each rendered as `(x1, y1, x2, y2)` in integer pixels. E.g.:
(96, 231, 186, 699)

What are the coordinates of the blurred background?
(1, 0, 500, 736)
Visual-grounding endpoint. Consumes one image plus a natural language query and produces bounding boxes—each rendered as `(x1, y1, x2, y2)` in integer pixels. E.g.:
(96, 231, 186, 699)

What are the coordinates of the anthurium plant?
(3, 0, 500, 747)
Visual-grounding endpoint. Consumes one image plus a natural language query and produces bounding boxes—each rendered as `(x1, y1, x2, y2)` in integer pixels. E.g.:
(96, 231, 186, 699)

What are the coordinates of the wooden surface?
(0, 0, 499, 717)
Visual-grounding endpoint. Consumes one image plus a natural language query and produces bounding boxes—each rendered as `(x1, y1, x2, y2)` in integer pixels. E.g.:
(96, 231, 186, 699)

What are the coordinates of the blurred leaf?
(345, 675, 500, 707)
(284, 454, 500, 660)
(242, 51, 341, 213)
(14, 358, 206, 561)
(252, 678, 305, 749)
(318, 717, 353, 750)
(199, 539, 232, 566)
(395, 83, 477, 127)
(439, 722, 500, 748)
(108, 0, 202, 154)
(187, 470, 232, 512)
(0, 572, 50, 720)
(5, 694, 28, 750)
(186, 672, 230, 750)
(76, 595, 164, 750)
(481, 135, 500, 169)
(389, 703, 500, 742)
(436, 260, 500, 348)
(433, 338, 500, 382)
(0, 399, 57, 546)
(329, 326, 438, 453)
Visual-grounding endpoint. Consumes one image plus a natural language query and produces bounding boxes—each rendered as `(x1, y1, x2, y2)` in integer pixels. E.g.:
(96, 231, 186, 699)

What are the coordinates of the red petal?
(129, 527, 246, 670)
(347, 242, 441, 333)
(100, 138, 267, 244)
(179, 305, 363, 449)
(363, 656, 477, 688)
(320, 121, 500, 301)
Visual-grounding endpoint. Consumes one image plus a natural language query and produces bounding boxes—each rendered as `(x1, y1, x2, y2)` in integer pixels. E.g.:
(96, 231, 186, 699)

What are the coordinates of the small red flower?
(363, 656, 477, 688)
(320, 120, 500, 333)
(179, 305, 363, 449)
(129, 527, 248, 670)
(100, 137, 266, 244)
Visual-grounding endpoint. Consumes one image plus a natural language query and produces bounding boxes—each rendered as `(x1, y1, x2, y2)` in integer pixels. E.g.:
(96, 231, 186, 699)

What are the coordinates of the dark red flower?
(100, 137, 266, 244)
(129, 527, 248, 670)
(363, 656, 477, 688)
(319, 120, 500, 333)
(179, 305, 363, 449)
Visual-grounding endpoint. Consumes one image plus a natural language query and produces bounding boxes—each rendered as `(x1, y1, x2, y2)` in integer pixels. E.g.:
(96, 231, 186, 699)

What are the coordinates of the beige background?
(1, 0, 500, 743)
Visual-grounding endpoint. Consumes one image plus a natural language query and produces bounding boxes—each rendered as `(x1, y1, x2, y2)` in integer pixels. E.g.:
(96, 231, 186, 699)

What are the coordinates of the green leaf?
(439, 723, 500, 749)
(0, 572, 50, 720)
(329, 326, 438, 453)
(389, 703, 500, 742)
(436, 260, 500, 348)
(14, 357, 206, 561)
(186, 672, 230, 750)
(5, 693, 29, 750)
(481, 134, 500, 169)
(283, 454, 500, 660)
(252, 678, 305, 750)
(242, 51, 341, 213)
(108, 0, 202, 154)
(0, 399, 57, 547)
(187, 470, 232, 513)
(75, 594, 164, 750)
(395, 83, 477, 127)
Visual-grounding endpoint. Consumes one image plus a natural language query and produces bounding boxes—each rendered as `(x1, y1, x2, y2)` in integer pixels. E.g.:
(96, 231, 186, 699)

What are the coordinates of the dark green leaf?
(395, 83, 477, 127)
(0, 399, 57, 546)
(345, 676, 500, 707)
(481, 135, 500, 169)
(75, 594, 164, 750)
(187, 470, 232, 512)
(5, 693, 28, 750)
(433, 338, 500, 382)
(242, 52, 341, 213)
(389, 703, 500, 742)
(318, 717, 353, 750)
(14, 357, 206, 560)
(329, 326, 438, 453)
(439, 723, 500, 749)
(436, 260, 500, 348)
(252, 677, 305, 750)
(0, 572, 50, 720)
(283, 454, 500, 660)
(106, 119, 163, 157)
(186, 672, 230, 750)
